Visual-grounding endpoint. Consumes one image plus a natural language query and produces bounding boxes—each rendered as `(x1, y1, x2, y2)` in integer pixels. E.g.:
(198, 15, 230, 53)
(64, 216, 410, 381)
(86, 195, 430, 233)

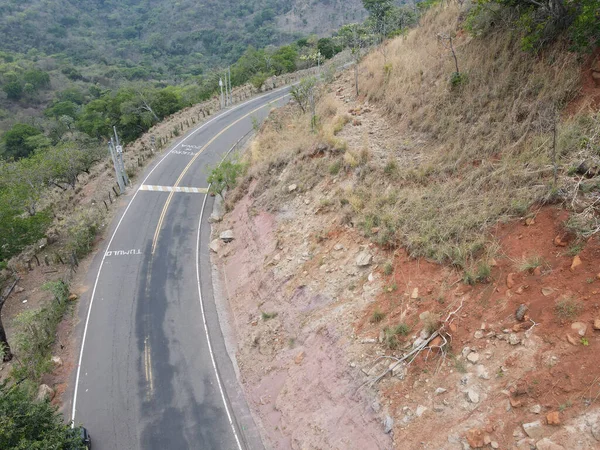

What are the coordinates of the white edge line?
(70, 84, 294, 427)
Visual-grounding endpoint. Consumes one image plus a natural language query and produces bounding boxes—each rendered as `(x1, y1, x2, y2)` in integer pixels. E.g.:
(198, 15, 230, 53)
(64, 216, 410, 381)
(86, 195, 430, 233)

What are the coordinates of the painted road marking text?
(105, 249, 142, 257)
(170, 150, 195, 156)
(140, 185, 208, 194)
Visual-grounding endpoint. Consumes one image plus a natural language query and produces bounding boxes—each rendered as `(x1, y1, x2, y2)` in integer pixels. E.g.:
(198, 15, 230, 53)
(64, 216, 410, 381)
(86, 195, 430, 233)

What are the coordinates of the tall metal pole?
(228, 66, 233, 104)
(109, 139, 125, 194)
(219, 78, 224, 109)
(224, 72, 229, 106)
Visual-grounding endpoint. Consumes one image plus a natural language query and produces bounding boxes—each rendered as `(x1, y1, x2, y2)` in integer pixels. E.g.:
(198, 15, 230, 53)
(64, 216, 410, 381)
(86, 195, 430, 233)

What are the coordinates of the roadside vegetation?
(229, 0, 600, 278)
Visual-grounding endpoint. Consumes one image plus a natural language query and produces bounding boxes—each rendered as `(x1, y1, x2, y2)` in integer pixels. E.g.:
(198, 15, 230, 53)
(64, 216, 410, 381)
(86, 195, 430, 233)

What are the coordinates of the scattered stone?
(490, 441, 499, 449)
(522, 420, 544, 439)
(415, 405, 427, 417)
(22, 299, 27, 304)
(546, 411, 560, 425)
(533, 266, 542, 276)
(462, 347, 471, 358)
(15, 285, 24, 293)
(36, 384, 55, 402)
(542, 287, 556, 297)
(209, 239, 221, 253)
(51, 356, 62, 367)
(592, 419, 600, 441)
(429, 336, 443, 348)
(529, 404, 542, 414)
(516, 438, 536, 450)
(68, 293, 78, 301)
(594, 319, 600, 331)
(554, 235, 568, 247)
(294, 351, 305, 365)
(356, 251, 372, 267)
(219, 230, 234, 243)
(566, 334, 578, 345)
(572, 322, 587, 337)
(474, 330, 484, 339)
(288, 184, 297, 192)
(525, 217, 535, 226)
(536, 438, 565, 450)
(411, 288, 419, 299)
(516, 304, 529, 321)
(467, 352, 480, 364)
(433, 404, 445, 412)
(510, 397, 522, 408)
(466, 389, 480, 404)
(383, 415, 394, 434)
(508, 333, 521, 345)
(392, 363, 406, 379)
(435, 387, 447, 395)
(466, 428, 485, 448)
(361, 338, 377, 344)
(507, 273, 516, 289)
(334, 243, 344, 251)
(571, 255, 582, 271)
(476, 365, 490, 380)
(371, 401, 381, 413)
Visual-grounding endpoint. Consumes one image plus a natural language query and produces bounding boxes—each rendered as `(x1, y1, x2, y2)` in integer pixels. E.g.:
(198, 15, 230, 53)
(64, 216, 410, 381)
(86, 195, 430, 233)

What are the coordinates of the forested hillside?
(0, 0, 365, 74)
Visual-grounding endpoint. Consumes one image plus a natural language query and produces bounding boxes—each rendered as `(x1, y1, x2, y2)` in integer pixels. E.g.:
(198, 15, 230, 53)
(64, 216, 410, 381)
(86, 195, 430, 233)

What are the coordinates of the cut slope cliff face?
(213, 4, 600, 449)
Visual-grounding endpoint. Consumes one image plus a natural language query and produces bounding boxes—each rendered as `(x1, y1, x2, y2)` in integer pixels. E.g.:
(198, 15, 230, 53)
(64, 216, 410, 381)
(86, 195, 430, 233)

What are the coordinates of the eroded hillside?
(212, 3, 600, 449)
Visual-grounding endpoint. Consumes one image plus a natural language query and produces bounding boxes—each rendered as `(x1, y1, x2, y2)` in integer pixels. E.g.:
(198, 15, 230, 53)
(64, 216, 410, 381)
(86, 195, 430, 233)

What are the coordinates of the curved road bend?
(67, 88, 291, 450)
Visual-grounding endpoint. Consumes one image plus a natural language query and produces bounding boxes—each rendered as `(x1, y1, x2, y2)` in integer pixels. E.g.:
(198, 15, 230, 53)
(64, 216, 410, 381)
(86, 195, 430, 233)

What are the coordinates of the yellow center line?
(151, 94, 287, 254)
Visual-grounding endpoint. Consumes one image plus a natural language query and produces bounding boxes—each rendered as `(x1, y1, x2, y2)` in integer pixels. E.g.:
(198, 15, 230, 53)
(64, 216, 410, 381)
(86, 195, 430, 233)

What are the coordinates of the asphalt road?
(67, 87, 291, 450)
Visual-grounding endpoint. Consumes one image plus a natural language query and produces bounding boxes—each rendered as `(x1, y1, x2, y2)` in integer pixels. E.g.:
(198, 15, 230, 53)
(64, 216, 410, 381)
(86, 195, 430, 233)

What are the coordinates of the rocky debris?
(547, 411, 560, 425)
(571, 322, 587, 337)
(391, 363, 407, 379)
(415, 405, 427, 417)
(554, 235, 568, 247)
(209, 239, 221, 253)
(508, 333, 521, 345)
(435, 387, 447, 395)
(592, 418, 600, 441)
(219, 230, 234, 243)
(536, 438, 564, 450)
(533, 266, 542, 276)
(356, 251, 372, 267)
(522, 420, 544, 439)
(36, 384, 55, 402)
(507, 273, 516, 289)
(571, 255, 582, 271)
(208, 212, 222, 223)
(68, 293, 78, 301)
(294, 351, 305, 365)
(542, 287, 556, 297)
(476, 365, 490, 380)
(433, 403, 445, 412)
(51, 356, 63, 367)
(594, 319, 600, 330)
(15, 285, 25, 293)
(383, 415, 394, 434)
(516, 438, 536, 450)
(474, 330, 484, 339)
(516, 304, 529, 321)
(333, 243, 344, 251)
(467, 352, 480, 364)
(288, 184, 297, 192)
(466, 389, 480, 404)
(530, 404, 542, 414)
(462, 346, 471, 358)
(466, 428, 485, 448)
(566, 334, 578, 345)
(411, 287, 419, 299)
(490, 441, 499, 449)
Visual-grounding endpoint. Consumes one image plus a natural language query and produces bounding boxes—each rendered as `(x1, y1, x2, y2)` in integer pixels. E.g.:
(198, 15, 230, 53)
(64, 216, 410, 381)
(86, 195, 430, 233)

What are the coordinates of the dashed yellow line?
(151, 94, 286, 254)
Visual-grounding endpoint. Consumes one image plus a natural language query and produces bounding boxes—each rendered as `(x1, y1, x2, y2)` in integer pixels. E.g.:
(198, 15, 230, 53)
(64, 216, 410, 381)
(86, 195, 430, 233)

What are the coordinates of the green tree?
(0, 381, 84, 449)
(362, 0, 393, 34)
(3, 80, 23, 100)
(1, 124, 42, 160)
(207, 159, 245, 199)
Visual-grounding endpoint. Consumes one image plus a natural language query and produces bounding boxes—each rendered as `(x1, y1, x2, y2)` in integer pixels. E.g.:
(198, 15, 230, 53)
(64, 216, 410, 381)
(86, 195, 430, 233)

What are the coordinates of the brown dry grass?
(232, 3, 599, 269)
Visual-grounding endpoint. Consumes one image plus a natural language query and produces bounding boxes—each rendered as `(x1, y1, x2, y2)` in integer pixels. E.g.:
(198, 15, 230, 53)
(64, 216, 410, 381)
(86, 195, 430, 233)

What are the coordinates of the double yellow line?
(151, 94, 287, 254)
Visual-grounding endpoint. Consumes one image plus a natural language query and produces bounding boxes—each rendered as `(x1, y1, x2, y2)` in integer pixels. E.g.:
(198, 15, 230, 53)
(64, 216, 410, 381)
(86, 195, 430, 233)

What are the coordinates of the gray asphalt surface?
(67, 88, 291, 450)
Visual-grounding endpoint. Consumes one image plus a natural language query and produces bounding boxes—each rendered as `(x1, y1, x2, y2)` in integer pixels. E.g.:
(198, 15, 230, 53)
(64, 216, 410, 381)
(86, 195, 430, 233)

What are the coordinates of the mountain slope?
(0, 0, 365, 73)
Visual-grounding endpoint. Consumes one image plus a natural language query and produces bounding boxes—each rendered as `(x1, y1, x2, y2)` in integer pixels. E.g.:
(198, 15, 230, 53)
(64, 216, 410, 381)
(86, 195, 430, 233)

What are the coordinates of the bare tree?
(0, 276, 19, 362)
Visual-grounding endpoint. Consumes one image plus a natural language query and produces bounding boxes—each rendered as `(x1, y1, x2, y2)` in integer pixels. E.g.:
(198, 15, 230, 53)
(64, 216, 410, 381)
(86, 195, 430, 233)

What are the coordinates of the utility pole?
(224, 72, 229, 106)
(109, 127, 129, 194)
(219, 78, 224, 109)
(228, 66, 233, 105)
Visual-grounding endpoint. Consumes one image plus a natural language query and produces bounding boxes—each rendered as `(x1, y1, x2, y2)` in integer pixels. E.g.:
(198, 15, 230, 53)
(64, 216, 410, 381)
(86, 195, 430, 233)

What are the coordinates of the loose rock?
(594, 319, 600, 331)
(466, 428, 485, 448)
(516, 304, 528, 321)
(522, 420, 544, 439)
(36, 384, 55, 402)
(411, 288, 419, 299)
(571, 322, 587, 337)
(435, 387, 447, 395)
(219, 230, 234, 243)
(383, 415, 394, 434)
(209, 239, 221, 253)
(529, 404, 542, 414)
(466, 389, 480, 404)
(467, 352, 480, 364)
(571, 255, 582, 271)
(288, 184, 297, 192)
(356, 251, 372, 267)
(51, 356, 63, 367)
(68, 293, 78, 301)
(546, 411, 560, 425)
(507, 273, 516, 289)
(508, 333, 521, 345)
(474, 330, 484, 339)
(536, 438, 564, 450)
